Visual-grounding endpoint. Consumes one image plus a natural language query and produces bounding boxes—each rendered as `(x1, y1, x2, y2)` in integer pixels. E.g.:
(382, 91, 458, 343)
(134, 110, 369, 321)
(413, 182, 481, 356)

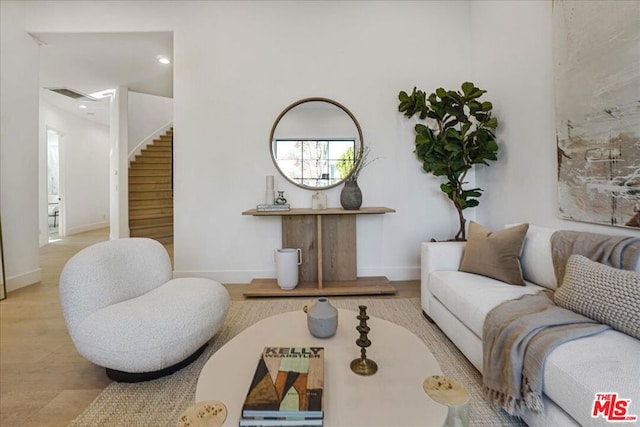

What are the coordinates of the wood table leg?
(317, 215, 323, 288)
(282, 216, 317, 282)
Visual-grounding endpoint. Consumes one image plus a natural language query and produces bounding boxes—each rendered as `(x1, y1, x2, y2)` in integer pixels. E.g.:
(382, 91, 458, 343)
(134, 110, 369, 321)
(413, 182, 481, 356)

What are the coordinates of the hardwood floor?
(0, 228, 419, 426)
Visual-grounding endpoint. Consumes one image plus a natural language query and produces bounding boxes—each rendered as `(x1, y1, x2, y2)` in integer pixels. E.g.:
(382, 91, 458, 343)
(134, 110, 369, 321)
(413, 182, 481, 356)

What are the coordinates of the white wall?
(128, 92, 173, 157)
(23, 1, 471, 283)
(171, 1, 471, 281)
(471, 0, 639, 238)
(40, 100, 110, 242)
(17, 0, 637, 290)
(1, 1, 42, 291)
(109, 86, 130, 240)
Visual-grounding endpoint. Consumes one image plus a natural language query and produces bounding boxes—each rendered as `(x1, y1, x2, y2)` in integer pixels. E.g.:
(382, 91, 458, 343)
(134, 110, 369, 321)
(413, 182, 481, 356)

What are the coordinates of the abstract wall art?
(553, 1, 640, 229)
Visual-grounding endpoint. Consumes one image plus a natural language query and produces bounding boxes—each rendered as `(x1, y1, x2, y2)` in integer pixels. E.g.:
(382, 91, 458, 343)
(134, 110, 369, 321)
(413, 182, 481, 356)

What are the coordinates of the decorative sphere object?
(177, 400, 227, 427)
(304, 297, 338, 338)
(423, 375, 469, 427)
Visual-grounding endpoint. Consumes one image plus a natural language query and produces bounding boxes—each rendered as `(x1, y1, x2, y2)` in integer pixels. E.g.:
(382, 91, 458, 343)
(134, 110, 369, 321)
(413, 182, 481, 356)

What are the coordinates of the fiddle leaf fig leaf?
(440, 183, 454, 194)
(444, 143, 460, 152)
(485, 117, 498, 129)
(461, 82, 475, 96)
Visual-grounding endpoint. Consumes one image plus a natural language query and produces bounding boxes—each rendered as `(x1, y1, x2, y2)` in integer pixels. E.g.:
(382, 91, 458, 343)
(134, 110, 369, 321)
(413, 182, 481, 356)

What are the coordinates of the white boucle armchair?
(59, 238, 230, 382)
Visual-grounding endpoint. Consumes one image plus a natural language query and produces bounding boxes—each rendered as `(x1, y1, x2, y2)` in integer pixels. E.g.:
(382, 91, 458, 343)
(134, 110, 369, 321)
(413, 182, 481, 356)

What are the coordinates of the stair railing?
(128, 122, 174, 161)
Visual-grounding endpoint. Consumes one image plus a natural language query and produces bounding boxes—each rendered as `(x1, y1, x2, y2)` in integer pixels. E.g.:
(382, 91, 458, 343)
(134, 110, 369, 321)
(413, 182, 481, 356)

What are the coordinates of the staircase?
(128, 128, 174, 244)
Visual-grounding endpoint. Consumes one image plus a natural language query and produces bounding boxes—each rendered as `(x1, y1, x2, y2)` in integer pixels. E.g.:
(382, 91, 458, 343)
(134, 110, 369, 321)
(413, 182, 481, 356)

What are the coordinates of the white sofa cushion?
(510, 224, 557, 290)
(428, 270, 543, 337)
(521, 395, 581, 427)
(542, 330, 640, 427)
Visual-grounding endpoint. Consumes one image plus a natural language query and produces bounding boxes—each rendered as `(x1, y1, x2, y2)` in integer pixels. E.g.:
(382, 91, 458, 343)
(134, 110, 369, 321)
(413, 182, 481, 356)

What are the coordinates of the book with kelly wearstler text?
(240, 347, 324, 422)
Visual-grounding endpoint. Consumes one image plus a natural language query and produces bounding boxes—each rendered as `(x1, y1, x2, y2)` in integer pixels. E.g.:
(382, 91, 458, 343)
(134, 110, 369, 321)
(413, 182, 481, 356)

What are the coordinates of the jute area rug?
(70, 298, 525, 426)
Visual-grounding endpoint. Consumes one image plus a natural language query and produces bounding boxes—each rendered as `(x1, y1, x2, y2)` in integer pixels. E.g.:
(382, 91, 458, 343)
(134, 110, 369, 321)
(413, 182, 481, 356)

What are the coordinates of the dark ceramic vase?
(340, 180, 363, 210)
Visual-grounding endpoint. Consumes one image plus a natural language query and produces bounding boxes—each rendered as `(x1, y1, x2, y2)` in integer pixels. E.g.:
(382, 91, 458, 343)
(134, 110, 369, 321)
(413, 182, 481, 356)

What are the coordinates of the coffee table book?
(240, 347, 324, 425)
(239, 419, 323, 426)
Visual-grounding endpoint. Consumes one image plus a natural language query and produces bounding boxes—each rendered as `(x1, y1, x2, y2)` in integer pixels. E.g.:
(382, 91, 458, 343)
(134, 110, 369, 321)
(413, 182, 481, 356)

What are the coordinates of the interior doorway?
(47, 128, 65, 241)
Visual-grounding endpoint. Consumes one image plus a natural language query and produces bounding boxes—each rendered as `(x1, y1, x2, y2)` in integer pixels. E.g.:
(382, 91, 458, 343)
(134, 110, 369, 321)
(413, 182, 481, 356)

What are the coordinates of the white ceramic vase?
(275, 248, 301, 290)
(305, 297, 338, 338)
(265, 176, 275, 205)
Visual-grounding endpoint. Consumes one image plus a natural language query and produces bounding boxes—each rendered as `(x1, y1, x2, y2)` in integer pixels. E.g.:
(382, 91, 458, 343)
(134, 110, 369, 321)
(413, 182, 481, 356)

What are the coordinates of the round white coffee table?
(196, 308, 447, 426)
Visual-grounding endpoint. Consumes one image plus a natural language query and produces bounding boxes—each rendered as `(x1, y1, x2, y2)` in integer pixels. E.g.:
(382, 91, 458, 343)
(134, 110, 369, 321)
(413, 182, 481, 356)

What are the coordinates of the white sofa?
(421, 225, 640, 427)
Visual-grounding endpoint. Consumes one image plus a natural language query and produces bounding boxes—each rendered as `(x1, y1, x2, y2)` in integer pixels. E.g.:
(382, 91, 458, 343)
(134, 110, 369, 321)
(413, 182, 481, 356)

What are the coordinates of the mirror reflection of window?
(274, 139, 357, 187)
(270, 98, 363, 190)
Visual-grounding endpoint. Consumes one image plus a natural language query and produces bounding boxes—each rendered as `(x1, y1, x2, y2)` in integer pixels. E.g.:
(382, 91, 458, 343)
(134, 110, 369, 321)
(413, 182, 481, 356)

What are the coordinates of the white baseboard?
(66, 221, 109, 236)
(358, 266, 420, 281)
(173, 269, 272, 284)
(6, 268, 42, 292)
(173, 266, 420, 284)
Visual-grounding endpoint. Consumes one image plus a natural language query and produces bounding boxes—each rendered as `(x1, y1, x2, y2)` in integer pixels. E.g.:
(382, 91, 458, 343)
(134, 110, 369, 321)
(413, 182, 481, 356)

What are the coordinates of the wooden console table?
(241, 207, 397, 297)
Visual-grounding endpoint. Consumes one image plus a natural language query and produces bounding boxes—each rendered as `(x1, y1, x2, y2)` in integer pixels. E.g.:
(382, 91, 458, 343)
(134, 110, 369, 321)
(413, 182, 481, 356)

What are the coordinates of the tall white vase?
(265, 175, 275, 205)
(275, 248, 301, 290)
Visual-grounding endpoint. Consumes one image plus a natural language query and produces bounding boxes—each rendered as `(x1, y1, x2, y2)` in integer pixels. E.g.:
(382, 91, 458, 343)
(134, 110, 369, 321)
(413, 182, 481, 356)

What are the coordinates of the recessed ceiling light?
(158, 57, 171, 65)
(79, 105, 88, 109)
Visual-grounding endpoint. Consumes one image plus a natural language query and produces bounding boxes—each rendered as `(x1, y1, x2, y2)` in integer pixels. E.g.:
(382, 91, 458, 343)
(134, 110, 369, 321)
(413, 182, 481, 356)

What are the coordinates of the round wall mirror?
(270, 97, 363, 190)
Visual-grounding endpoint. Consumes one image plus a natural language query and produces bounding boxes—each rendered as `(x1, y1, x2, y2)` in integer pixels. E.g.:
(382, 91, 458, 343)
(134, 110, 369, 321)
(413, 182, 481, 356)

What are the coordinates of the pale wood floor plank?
(0, 228, 419, 426)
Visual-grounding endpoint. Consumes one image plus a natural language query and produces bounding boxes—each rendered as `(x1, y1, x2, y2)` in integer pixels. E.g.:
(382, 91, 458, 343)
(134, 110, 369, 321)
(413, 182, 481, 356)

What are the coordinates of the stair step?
(129, 182, 172, 191)
(129, 215, 173, 228)
(153, 235, 174, 244)
(152, 140, 172, 146)
(129, 169, 171, 177)
(140, 150, 171, 158)
(129, 190, 173, 201)
(130, 224, 174, 237)
(129, 176, 172, 184)
(129, 213, 173, 226)
(142, 146, 172, 153)
(133, 156, 172, 164)
(130, 163, 172, 171)
(131, 232, 173, 244)
(130, 207, 174, 218)
(129, 199, 174, 209)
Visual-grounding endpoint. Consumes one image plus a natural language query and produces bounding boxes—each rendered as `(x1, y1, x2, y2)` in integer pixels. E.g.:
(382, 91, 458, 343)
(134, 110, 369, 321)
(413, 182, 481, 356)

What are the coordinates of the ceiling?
(34, 32, 173, 125)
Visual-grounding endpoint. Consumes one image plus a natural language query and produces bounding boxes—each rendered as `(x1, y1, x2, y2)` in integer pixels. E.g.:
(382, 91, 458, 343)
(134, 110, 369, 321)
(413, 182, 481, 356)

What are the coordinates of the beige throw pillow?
(459, 222, 529, 286)
(554, 254, 640, 340)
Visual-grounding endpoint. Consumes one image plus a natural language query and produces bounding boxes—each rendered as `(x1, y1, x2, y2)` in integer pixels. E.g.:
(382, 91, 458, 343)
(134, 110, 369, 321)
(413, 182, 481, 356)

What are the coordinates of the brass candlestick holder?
(350, 305, 378, 376)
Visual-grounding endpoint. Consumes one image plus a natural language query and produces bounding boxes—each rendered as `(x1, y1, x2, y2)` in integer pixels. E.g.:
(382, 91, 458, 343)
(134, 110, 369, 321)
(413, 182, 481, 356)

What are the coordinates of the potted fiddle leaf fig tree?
(398, 82, 499, 241)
